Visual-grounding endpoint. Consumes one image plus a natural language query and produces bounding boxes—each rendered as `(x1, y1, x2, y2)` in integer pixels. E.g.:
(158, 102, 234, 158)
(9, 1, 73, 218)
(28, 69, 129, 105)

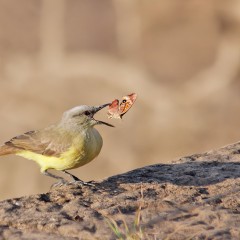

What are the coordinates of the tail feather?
(0, 145, 17, 156)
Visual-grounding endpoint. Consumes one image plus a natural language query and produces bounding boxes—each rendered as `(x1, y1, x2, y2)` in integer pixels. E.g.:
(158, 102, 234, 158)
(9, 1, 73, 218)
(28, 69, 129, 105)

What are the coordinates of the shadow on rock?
(101, 160, 240, 189)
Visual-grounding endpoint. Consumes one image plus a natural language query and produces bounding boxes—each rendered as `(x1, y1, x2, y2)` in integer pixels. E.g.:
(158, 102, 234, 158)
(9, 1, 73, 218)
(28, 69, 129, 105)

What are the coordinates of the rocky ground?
(0, 142, 240, 240)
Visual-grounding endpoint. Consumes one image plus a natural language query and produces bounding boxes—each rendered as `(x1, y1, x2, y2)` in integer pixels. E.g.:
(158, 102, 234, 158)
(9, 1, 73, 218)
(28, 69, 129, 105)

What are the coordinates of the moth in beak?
(92, 103, 115, 127)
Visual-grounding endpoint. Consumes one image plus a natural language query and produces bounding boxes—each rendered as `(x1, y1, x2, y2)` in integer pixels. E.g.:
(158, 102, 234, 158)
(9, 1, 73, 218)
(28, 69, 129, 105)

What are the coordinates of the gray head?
(60, 103, 114, 128)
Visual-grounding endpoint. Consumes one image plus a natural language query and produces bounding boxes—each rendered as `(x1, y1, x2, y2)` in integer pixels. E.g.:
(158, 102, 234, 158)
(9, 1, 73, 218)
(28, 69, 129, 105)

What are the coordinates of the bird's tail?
(0, 145, 16, 156)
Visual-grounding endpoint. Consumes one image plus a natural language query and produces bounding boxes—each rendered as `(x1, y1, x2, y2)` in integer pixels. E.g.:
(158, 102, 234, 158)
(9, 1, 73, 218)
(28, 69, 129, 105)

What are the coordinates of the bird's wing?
(4, 128, 72, 157)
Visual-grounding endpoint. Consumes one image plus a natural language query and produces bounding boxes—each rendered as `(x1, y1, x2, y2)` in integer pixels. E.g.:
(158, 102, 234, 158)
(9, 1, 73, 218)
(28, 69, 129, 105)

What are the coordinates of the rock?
(0, 142, 240, 239)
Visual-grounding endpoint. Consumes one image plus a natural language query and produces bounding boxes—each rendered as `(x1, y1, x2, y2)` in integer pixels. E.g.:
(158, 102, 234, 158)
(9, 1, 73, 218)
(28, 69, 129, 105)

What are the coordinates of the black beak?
(93, 103, 111, 113)
(96, 120, 115, 127)
(92, 103, 115, 127)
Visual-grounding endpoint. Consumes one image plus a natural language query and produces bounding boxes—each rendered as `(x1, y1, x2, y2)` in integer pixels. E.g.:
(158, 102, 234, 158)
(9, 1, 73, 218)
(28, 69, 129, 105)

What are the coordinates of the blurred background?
(0, 0, 240, 200)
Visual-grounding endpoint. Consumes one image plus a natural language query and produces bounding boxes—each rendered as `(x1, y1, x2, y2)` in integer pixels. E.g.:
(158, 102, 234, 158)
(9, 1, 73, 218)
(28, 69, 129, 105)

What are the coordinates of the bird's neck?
(58, 121, 93, 133)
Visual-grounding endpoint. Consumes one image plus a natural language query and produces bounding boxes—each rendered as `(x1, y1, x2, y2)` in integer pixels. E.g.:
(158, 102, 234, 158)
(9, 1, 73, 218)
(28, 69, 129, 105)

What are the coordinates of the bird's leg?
(62, 170, 95, 187)
(62, 170, 80, 181)
(43, 170, 68, 187)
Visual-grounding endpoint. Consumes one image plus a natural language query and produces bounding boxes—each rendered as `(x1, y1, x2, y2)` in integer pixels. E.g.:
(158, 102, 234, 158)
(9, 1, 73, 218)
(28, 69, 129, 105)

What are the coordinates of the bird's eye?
(122, 99, 127, 103)
(84, 111, 91, 116)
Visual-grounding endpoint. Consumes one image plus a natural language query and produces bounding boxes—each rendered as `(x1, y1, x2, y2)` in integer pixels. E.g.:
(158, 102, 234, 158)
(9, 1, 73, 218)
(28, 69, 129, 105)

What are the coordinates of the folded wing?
(2, 128, 72, 157)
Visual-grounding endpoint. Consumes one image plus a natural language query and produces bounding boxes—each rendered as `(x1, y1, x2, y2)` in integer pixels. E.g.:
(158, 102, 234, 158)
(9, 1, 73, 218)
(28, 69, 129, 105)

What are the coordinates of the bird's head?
(61, 104, 114, 128)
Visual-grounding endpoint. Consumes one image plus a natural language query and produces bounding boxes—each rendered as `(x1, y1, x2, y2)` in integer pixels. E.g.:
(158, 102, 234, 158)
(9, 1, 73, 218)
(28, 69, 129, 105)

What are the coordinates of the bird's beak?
(93, 103, 111, 113)
(92, 103, 115, 127)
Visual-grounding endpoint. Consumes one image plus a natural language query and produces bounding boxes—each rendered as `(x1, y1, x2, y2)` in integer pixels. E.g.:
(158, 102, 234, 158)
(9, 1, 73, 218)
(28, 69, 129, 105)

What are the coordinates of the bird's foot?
(61, 170, 96, 187)
(50, 179, 68, 189)
(70, 179, 96, 187)
(60, 170, 97, 187)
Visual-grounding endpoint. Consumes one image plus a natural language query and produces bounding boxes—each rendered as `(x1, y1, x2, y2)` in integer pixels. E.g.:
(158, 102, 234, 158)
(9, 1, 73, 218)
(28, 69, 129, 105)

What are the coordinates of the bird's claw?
(70, 180, 96, 187)
(50, 180, 68, 189)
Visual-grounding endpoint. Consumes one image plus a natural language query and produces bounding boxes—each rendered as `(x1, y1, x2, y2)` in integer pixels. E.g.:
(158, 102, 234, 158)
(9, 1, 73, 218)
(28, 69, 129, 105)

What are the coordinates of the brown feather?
(3, 128, 72, 157)
(0, 144, 18, 156)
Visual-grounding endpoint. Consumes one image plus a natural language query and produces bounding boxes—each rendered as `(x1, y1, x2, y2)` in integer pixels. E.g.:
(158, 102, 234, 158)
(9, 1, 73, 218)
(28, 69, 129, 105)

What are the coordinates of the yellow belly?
(16, 128, 103, 172)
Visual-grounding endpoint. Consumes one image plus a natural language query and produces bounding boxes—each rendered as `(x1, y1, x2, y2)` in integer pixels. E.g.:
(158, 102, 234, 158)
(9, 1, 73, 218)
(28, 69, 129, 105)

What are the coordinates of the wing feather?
(5, 128, 72, 157)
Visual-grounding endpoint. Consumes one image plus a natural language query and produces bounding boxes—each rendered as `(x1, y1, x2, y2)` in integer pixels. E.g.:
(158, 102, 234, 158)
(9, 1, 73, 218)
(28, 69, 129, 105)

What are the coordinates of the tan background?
(0, 0, 240, 200)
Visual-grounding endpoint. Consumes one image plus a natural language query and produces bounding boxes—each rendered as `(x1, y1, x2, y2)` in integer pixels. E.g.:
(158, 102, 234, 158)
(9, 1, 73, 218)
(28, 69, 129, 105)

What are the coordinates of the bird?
(0, 103, 114, 186)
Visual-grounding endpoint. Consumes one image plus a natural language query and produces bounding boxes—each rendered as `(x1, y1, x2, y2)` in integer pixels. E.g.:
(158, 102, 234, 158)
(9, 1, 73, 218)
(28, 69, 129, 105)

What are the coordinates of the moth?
(107, 93, 137, 119)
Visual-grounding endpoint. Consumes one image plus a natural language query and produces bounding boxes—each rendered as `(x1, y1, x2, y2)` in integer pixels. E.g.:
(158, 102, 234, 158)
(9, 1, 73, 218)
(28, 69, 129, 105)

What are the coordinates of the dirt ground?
(0, 142, 239, 239)
(1, 0, 240, 200)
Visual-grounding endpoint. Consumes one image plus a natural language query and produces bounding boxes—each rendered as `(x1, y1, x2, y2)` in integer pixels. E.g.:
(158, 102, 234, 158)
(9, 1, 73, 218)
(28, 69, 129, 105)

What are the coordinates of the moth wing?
(107, 99, 121, 119)
(119, 93, 137, 118)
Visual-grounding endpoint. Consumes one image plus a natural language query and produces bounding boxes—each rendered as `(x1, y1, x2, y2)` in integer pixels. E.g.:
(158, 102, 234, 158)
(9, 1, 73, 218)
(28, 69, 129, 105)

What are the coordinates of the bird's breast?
(81, 127, 103, 162)
(62, 127, 103, 169)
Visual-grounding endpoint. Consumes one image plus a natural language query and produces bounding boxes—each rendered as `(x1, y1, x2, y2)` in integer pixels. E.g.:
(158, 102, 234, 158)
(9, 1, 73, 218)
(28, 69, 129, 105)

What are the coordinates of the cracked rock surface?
(0, 143, 240, 239)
